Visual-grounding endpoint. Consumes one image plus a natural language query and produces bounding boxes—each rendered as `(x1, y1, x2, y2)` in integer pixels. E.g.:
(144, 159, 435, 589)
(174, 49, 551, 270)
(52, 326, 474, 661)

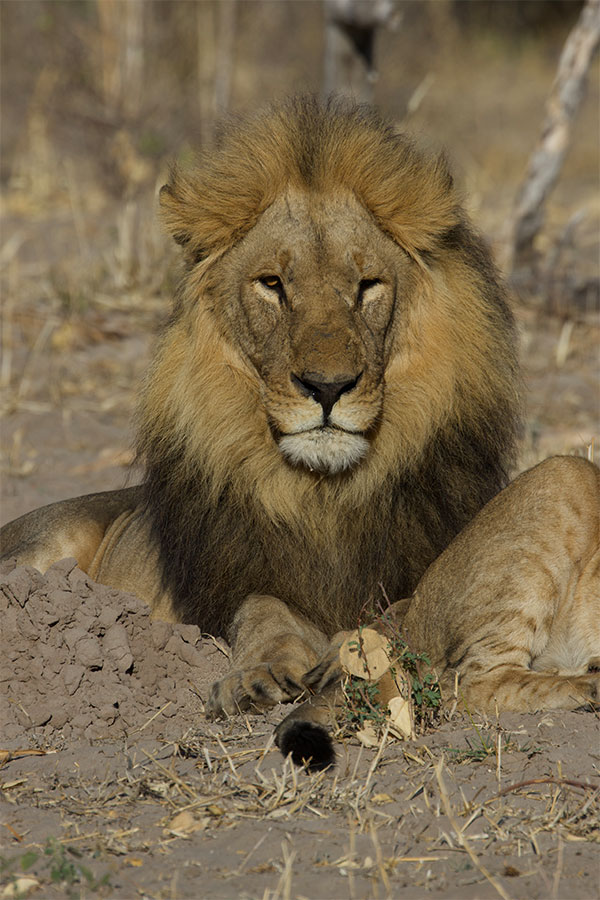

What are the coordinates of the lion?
(1, 96, 522, 719)
(274, 455, 600, 769)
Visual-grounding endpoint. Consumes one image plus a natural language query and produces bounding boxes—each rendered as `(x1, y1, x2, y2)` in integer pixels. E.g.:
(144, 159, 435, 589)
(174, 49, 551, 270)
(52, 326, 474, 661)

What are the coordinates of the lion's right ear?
(159, 183, 190, 246)
(159, 177, 206, 265)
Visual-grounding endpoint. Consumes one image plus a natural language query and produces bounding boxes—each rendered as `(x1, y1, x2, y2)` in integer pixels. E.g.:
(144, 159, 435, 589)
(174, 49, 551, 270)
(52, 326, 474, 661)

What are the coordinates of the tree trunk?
(323, 0, 396, 103)
(197, 0, 237, 145)
(96, 0, 144, 120)
(509, 0, 600, 274)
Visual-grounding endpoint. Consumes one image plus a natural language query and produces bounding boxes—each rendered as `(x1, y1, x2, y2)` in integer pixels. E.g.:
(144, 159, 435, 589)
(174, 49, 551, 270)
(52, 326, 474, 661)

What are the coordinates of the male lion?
(1, 97, 522, 716)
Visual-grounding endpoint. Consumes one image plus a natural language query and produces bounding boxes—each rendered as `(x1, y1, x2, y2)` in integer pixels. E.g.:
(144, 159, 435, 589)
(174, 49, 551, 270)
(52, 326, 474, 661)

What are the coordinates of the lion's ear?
(159, 177, 206, 265)
(159, 183, 190, 247)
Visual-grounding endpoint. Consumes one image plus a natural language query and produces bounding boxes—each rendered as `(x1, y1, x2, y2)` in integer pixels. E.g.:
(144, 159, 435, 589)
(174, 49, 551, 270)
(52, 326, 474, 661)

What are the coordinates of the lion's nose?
(292, 372, 361, 419)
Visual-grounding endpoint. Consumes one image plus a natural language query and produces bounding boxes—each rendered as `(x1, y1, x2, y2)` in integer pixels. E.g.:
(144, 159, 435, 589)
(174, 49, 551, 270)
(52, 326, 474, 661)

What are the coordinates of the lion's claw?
(207, 661, 307, 718)
(302, 630, 349, 693)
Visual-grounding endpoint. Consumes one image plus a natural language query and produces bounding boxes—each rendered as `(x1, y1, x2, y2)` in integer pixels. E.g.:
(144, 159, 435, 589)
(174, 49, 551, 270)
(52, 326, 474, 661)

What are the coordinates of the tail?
(275, 684, 343, 771)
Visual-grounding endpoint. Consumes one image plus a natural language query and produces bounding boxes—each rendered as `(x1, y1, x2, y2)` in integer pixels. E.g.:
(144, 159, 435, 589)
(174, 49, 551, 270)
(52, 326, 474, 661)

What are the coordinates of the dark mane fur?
(143, 405, 517, 637)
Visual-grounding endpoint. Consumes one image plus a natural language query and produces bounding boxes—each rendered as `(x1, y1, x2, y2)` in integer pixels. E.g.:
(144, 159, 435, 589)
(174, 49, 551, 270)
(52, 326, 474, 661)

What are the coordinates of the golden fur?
(275, 456, 600, 768)
(159, 97, 459, 264)
(151, 97, 518, 513)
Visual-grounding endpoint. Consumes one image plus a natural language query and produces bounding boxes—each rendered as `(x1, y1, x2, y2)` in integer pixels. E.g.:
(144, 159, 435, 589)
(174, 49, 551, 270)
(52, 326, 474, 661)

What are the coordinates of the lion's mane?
(137, 96, 521, 637)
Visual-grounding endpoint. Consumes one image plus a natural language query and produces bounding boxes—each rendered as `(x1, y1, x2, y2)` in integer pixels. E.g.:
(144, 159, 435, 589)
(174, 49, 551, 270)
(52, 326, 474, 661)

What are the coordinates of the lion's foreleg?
(207, 594, 330, 717)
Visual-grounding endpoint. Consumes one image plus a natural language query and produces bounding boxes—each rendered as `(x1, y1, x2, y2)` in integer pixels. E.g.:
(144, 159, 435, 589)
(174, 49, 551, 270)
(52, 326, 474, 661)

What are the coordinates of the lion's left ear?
(159, 174, 207, 266)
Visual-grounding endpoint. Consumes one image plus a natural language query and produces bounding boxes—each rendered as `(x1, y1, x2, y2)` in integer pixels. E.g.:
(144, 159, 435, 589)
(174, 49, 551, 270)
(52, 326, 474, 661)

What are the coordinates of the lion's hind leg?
(207, 594, 330, 717)
(0, 488, 141, 574)
(459, 555, 600, 712)
(457, 592, 600, 712)
(459, 660, 599, 713)
(531, 547, 600, 677)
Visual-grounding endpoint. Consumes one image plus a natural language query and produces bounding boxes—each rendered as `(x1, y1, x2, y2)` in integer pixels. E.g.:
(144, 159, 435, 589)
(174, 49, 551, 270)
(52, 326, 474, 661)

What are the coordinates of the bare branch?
(509, 0, 600, 273)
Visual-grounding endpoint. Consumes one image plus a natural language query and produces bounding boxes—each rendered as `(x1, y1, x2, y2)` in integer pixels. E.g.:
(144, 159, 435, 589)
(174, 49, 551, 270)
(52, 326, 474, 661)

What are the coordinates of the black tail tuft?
(276, 721, 335, 771)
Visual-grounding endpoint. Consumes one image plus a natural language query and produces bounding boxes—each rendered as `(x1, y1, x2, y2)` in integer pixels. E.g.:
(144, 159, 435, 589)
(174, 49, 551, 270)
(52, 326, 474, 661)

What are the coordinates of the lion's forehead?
(245, 189, 400, 280)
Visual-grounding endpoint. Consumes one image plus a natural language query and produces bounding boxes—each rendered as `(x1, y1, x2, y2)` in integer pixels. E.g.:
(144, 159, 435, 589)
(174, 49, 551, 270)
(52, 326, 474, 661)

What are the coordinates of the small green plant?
(446, 731, 543, 764)
(388, 635, 442, 728)
(444, 700, 544, 763)
(445, 734, 497, 763)
(343, 669, 388, 728)
(46, 839, 81, 885)
(0, 838, 110, 897)
(343, 605, 442, 733)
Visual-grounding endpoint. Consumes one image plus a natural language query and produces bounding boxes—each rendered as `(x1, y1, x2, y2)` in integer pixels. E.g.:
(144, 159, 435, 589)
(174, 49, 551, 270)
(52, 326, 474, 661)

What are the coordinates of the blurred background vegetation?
(0, 0, 598, 520)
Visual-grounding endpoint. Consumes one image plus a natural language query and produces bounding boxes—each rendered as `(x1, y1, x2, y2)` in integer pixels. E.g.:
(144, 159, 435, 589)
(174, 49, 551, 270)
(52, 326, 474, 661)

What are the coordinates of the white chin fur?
(279, 429, 369, 474)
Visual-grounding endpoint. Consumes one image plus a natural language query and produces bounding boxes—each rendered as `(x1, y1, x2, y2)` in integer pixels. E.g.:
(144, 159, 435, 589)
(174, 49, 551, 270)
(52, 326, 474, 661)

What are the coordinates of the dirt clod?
(0, 559, 228, 746)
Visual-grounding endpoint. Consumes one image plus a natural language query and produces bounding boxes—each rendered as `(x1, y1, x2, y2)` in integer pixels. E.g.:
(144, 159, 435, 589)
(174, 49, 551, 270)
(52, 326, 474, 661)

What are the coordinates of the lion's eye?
(257, 275, 286, 306)
(357, 278, 382, 304)
(259, 276, 282, 291)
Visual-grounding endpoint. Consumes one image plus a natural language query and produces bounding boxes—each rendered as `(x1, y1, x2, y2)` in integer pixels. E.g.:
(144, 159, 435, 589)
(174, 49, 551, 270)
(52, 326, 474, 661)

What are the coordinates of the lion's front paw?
(206, 661, 308, 718)
(302, 630, 349, 693)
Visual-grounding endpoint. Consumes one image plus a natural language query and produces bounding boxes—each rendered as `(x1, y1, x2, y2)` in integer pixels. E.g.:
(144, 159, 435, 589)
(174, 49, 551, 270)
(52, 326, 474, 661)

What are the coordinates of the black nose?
(292, 372, 361, 419)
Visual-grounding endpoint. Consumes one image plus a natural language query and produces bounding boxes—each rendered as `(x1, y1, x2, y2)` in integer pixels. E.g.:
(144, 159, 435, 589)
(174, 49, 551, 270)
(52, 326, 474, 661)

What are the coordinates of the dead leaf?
(376, 667, 410, 705)
(0, 749, 52, 768)
(2, 877, 39, 898)
(388, 695, 414, 739)
(340, 629, 391, 681)
(165, 810, 209, 837)
(355, 722, 380, 748)
(371, 793, 394, 805)
(207, 804, 224, 816)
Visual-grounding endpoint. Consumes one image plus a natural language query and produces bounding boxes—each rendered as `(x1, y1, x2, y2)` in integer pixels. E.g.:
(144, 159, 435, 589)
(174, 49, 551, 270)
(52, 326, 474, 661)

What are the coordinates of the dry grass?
(2, 710, 598, 897)
(2, 720, 600, 900)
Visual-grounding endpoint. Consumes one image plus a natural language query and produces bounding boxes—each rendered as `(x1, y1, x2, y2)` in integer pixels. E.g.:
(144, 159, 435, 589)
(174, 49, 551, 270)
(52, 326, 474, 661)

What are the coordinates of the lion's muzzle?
(275, 370, 373, 473)
(278, 426, 370, 474)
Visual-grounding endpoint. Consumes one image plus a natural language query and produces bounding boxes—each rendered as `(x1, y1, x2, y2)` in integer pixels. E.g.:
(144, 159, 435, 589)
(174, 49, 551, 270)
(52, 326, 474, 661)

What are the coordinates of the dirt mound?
(0, 558, 229, 745)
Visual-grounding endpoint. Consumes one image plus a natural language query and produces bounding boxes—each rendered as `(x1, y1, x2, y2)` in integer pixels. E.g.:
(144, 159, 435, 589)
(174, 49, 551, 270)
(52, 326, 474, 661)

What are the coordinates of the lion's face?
(208, 190, 413, 474)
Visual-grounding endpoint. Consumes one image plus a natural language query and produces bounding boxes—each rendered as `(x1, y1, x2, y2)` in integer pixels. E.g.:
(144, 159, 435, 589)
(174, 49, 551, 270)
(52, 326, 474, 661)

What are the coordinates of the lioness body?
(275, 455, 600, 766)
(404, 456, 599, 710)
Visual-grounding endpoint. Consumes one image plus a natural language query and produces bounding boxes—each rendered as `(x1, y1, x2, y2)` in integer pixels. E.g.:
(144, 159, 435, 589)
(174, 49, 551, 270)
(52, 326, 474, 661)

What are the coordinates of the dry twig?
(495, 777, 599, 798)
